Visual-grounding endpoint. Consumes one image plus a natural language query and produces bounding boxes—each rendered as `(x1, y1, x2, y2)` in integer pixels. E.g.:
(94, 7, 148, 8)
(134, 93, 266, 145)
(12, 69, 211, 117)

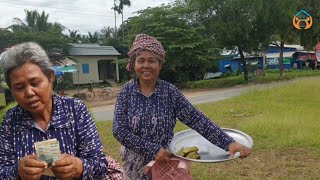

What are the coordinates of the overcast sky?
(0, 0, 174, 35)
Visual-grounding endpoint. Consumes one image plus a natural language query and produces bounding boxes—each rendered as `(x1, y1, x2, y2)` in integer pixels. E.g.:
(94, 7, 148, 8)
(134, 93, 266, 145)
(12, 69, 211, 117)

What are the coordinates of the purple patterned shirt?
(113, 78, 234, 178)
(0, 95, 108, 180)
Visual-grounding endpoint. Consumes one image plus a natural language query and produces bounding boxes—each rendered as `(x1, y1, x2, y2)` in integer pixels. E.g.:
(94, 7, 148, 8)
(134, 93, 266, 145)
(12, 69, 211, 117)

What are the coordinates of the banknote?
(34, 138, 61, 177)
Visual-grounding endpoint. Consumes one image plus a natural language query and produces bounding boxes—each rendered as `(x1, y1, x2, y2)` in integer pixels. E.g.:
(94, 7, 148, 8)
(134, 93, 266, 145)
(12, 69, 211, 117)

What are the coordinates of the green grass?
(96, 77, 320, 179)
(185, 69, 320, 89)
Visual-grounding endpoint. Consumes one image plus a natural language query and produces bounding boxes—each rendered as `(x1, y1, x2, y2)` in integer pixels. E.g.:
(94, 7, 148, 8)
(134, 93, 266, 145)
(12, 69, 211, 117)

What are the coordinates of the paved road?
(91, 85, 250, 121)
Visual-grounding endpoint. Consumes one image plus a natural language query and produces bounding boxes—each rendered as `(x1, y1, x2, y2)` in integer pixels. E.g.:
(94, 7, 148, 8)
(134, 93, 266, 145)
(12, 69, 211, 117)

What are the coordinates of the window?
(82, 64, 89, 74)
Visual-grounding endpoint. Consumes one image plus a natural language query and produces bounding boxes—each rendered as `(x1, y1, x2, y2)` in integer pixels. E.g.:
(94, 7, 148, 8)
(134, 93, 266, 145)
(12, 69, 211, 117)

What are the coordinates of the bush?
(185, 76, 245, 89)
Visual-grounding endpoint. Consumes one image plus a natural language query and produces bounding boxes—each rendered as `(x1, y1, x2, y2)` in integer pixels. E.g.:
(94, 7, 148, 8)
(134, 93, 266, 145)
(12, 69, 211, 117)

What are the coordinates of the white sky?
(0, 0, 174, 35)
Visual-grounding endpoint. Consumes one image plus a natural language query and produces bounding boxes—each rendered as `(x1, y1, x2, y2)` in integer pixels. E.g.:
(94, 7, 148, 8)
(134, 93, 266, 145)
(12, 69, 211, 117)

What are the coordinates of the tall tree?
(126, 4, 215, 83)
(191, 0, 271, 81)
(114, 0, 131, 42)
(298, 0, 320, 50)
(262, 0, 300, 77)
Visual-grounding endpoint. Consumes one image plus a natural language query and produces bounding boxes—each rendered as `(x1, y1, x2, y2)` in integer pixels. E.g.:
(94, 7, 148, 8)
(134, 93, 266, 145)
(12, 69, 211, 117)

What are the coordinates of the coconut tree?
(114, 0, 131, 41)
(100, 26, 115, 40)
(10, 10, 64, 33)
(88, 31, 100, 43)
(68, 29, 81, 43)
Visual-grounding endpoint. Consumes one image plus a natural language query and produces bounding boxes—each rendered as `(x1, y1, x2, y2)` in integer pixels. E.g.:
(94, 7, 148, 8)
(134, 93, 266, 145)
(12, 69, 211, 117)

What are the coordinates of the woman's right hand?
(155, 148, 173, 163)
(18, 155, 47, 180)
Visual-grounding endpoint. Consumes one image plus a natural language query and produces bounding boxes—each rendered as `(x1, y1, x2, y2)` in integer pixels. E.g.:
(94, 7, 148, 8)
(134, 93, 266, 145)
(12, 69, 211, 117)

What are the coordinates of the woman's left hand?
(228, 142, 251, 159)
(50, 154, 83, 180)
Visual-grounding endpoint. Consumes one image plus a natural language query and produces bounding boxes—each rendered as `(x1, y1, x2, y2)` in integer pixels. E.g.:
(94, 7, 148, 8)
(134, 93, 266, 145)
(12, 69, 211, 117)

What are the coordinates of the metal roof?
(69, 43, 121, 56)
(266, 52, 295, 58)
(51, 57, 77, 66)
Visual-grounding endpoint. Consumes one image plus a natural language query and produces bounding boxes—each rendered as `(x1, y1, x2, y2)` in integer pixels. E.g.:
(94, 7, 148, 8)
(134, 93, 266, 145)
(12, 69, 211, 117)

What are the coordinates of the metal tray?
(169, 128, 253, 163)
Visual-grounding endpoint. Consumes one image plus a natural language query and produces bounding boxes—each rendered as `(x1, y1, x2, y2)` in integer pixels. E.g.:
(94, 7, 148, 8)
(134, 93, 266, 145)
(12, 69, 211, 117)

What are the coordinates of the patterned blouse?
(113, 79, 234, 179)
(0, 95, 108, 180)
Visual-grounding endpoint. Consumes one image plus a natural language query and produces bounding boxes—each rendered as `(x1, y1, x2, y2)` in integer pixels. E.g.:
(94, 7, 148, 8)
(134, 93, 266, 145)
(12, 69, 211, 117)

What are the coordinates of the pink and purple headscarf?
(127, 34, 165, 71)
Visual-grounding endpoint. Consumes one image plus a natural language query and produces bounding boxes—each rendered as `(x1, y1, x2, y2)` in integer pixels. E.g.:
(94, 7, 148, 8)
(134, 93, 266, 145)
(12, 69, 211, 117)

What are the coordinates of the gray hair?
(0, 42, 52, 88)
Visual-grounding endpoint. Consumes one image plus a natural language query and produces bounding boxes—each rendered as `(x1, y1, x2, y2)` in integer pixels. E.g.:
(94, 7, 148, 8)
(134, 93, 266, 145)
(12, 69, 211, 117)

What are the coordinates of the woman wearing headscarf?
(0, 42, 110, 180)
(112, 34, 251, 179)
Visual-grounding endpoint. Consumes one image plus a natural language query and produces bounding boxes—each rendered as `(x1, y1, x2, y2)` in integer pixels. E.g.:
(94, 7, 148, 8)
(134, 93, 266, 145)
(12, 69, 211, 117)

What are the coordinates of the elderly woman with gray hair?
(0, 42, 110, 180)
(112, 34, 252, 179)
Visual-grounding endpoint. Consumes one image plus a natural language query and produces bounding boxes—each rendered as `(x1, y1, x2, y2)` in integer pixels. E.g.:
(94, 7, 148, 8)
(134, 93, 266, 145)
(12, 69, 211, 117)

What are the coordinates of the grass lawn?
(96, 76, 320, 179)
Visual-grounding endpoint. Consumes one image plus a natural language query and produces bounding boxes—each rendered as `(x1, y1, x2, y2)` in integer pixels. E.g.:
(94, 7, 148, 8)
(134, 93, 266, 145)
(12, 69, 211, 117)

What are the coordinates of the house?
(68, 43, 121, 85)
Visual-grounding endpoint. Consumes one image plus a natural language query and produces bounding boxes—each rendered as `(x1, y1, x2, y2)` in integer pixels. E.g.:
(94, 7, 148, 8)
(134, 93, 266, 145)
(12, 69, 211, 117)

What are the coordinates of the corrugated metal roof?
(51, 57, 77, 66)
(69, 43, 121, 56)
(269, 43, 304, 51)
(266, 52, 295, 58)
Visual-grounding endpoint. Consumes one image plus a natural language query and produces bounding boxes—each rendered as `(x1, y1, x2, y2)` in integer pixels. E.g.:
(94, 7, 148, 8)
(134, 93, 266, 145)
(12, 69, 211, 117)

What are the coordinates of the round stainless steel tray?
(169, 128, 253, 163)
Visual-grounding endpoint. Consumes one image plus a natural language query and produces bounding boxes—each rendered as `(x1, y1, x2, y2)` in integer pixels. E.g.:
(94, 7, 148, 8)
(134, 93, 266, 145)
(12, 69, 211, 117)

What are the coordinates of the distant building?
(218, 56, 263, 74)
(68, 43, 121, 85)
(265, 44, 303, 70)
(217, 43, 313, 73)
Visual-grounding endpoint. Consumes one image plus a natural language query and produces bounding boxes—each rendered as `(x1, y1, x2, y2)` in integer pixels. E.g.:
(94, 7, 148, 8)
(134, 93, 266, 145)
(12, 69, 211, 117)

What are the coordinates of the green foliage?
(0, 30, 70, 51)
(298, 0, 320, 49)
(68, 29, 81, 43)
(112, 58, 131, 82)
(125, 4, 215, 84)
(185, 76, 245, 89)
(0, 102, 17, 125)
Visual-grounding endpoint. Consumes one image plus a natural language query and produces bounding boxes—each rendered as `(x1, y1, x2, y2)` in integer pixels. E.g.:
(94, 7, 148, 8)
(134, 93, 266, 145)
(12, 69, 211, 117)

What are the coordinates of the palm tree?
(11, 10, 37, 32)
(114, 0, 131, 42)
(100, 26, 114, 40)
(68, 29, 81, 43)
(88, 31, 100, 43)
(35, 11, 50, 32)
(10, 10, 64, 33)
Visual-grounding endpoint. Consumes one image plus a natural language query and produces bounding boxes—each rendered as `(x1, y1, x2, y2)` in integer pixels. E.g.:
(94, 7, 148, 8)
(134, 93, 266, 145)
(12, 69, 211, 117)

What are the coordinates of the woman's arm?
(0, 114, 20, 179)
(173, 88, 234, 151)
(74, 101, 108, 179)
(112, 89, 161, 161)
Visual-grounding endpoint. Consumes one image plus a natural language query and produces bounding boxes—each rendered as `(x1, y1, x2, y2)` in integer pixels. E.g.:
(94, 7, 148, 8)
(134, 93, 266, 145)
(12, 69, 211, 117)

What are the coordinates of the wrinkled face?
(134, 51, 161, 83)
(10, 62, 54, 115)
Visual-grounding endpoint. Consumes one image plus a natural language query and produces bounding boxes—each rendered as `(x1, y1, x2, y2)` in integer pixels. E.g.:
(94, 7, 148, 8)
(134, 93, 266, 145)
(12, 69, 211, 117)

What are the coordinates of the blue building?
(218, 44, 305, 73)
(218, 56, 264, 73)
(265, 44, 303, 70)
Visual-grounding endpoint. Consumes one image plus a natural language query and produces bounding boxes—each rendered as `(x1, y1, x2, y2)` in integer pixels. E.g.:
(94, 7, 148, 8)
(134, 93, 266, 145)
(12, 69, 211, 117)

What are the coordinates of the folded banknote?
(34, 138, 61, 176)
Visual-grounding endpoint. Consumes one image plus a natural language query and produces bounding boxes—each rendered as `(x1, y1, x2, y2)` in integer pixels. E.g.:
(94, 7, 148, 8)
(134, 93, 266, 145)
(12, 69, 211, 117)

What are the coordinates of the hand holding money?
(18, 154, 47, 180)
(51, 154, 83, 179)
(34, 138, 83, 179)
(34, 138, 61, 176)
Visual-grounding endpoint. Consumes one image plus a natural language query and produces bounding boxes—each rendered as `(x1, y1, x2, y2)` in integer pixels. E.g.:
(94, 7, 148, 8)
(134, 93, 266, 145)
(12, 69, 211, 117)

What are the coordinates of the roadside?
(65, 76, 320, 112)
(88, 84, 249, 113)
